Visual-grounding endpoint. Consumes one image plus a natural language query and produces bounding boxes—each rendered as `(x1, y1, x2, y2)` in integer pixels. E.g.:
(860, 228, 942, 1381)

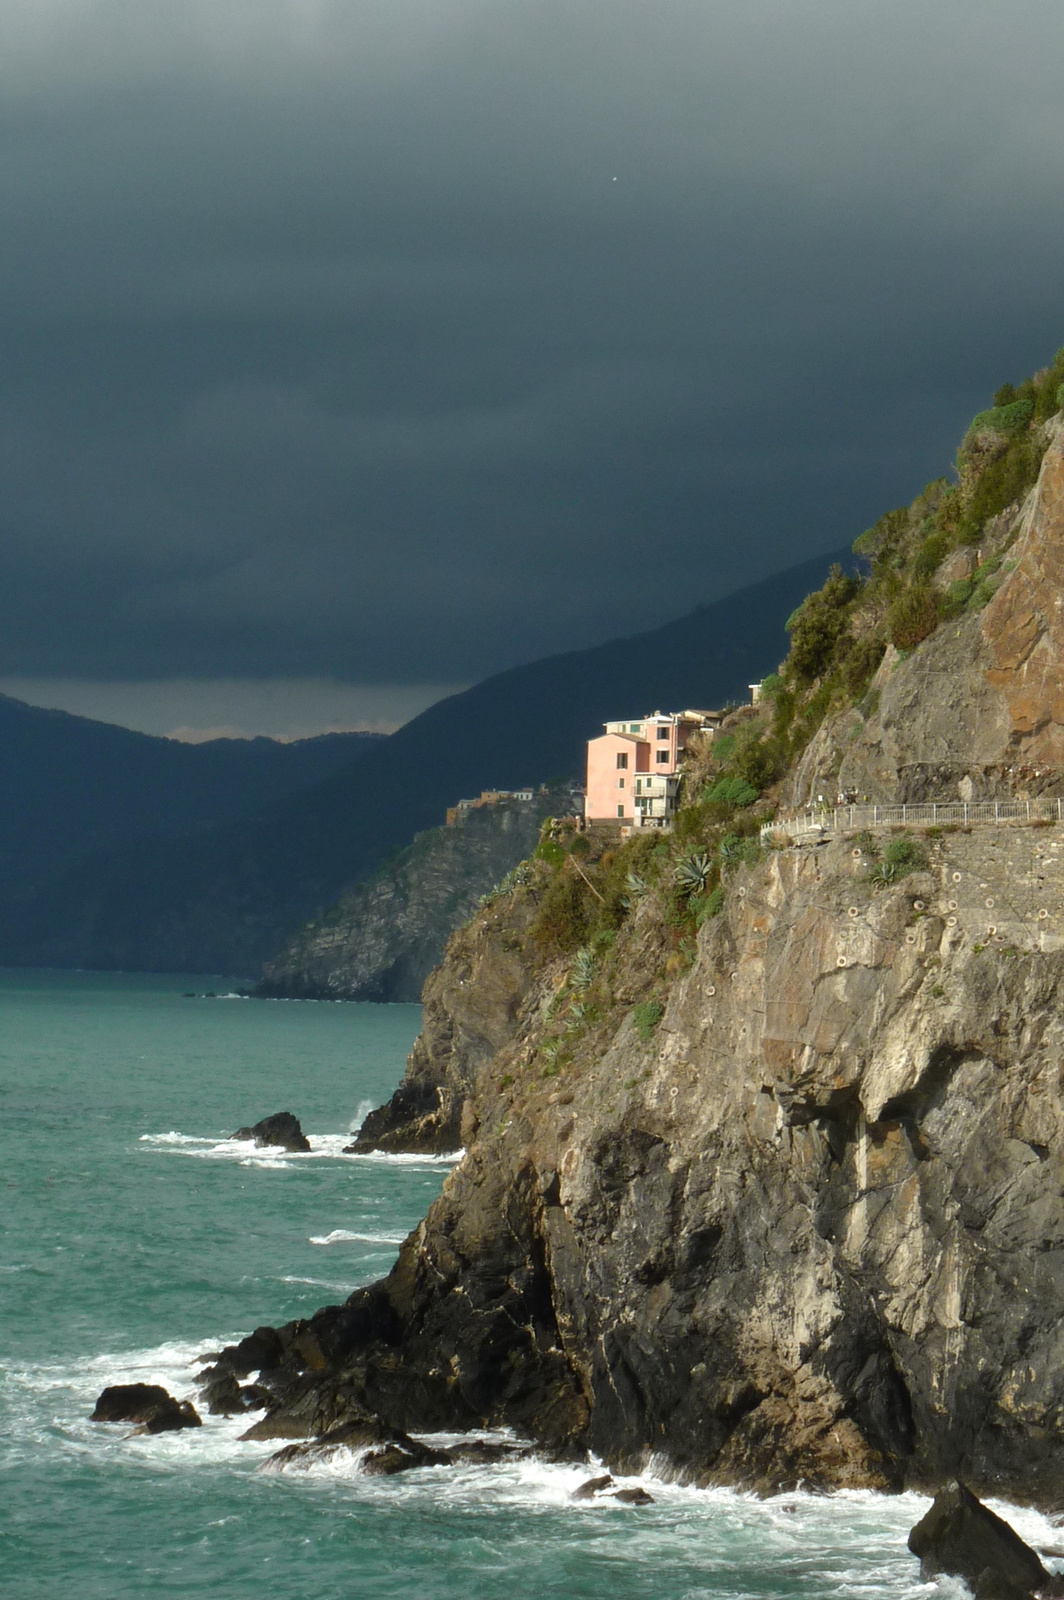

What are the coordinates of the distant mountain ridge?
(0, 693, 384, 886)
(0, 548, 850, 974)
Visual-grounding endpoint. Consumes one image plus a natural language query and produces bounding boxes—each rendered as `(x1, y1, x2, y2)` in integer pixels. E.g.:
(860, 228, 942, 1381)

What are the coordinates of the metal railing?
(761, 797, 1064, 843)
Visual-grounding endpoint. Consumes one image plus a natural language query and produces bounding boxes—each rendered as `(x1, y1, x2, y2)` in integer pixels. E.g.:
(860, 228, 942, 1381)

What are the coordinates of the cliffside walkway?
(761, 797, 1064, 844)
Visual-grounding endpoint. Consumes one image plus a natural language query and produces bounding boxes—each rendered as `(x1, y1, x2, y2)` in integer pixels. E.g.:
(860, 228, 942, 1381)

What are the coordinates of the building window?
(635, 780, 642, 792)
(616, 752, 628, 769)
(617, 777, 625, 788)
(629, 723, 641, 732)
(617, 804, 625, 818)
(657, 727, 669, 740)
(656, 750, 669, 763)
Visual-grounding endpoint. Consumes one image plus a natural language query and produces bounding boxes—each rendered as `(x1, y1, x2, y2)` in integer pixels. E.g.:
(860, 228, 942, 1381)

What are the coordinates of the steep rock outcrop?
(350, 887, 540, 1152)
(202, 818, 1064, 1502)
(258, 792, 567, 1003)
(787, 422, 1064, 805)
(909, 1481, 1058, 1600)
(191, 409, 1064, 1503)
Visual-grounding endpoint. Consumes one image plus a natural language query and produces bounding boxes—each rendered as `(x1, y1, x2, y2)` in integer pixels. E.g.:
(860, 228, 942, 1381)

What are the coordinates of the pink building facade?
(584, 709, 722, 829)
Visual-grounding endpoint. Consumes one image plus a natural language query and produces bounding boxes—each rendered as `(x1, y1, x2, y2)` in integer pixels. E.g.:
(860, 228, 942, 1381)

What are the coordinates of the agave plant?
(620, 870, 649, 910)
(570, 945, 597, 991)
(497, 861, 533, 894)
(565, 1001, 590, 1032)
(675, 852, 712, 894)
(868, 837, 928, 884)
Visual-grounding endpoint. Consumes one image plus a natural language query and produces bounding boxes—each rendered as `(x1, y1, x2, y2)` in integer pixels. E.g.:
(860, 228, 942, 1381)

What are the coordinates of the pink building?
(584, 709, 722, 829)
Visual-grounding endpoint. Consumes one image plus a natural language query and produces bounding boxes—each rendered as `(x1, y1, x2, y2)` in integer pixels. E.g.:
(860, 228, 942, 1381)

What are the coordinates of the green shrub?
(911, 531, 950, 580)
(731, 725, 788, 790)
(697, 885, 725, 922)
(785, 565, 861, 684)
(531, 873, 590, 954)
(869, 836, 928, 883)
(719, 832, 762, 867)
(886, 585, 939, 650)
(631, 1001, 665, 1040)
(569, 832, 591, 859)
(1057, 382, 1064, 410)
(961, 433, 1044, 539)
(534, 835, 566, 868)
(842, 635, 886, 701)
(853, 506, 909, 567)
(704, 775, 759, 808)
(968, 398, 1034, 434)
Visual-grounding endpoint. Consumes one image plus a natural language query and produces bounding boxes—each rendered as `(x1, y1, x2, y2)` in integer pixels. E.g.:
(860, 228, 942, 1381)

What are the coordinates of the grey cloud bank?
(1, 0, 1063, 692)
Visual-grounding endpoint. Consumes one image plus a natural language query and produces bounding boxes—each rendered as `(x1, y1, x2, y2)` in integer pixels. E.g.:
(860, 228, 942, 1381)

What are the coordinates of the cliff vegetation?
(192, 346, 1064, 1510)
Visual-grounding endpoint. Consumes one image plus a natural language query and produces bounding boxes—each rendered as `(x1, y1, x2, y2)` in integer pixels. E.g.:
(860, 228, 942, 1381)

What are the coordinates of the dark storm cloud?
(1, 0, 1064, 682)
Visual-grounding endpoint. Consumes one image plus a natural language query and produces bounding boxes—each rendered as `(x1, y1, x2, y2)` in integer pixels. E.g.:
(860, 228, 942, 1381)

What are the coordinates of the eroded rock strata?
(196, 402, 1064, 1505)
(200, 819, 1064, 1500)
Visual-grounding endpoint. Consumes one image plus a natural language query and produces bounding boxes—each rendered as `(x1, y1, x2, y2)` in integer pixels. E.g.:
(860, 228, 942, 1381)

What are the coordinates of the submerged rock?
(611, 1487, 654, 1506)
(91, 1384, 202, 1434)
(908, 1481, 1059, 1600)
(232, 1112, 310, 1152)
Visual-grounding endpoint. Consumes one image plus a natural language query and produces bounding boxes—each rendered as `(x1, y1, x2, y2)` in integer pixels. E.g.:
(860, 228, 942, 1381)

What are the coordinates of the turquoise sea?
(1, 969, 1043, 1597)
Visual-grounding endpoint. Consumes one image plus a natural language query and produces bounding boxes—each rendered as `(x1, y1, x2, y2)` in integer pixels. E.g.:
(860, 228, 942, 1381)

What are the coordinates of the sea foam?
(139, 1131, 463, 1167)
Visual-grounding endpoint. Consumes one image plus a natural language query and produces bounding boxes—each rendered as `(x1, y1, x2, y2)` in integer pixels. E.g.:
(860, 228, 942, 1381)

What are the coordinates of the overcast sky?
(2, 0, 1064, 736)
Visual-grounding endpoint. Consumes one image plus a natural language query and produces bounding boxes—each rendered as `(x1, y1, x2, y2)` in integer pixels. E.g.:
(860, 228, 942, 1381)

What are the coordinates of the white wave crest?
(309, 1230, 407, 1246)
(344, 1148, 464, 1166)
(139, 1130, 463, 1168)
(349, 1099, 376, 1133)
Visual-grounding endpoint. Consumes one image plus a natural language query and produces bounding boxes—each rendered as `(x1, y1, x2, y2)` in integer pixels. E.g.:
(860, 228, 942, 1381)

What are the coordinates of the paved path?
(761, 797, 1064, 843)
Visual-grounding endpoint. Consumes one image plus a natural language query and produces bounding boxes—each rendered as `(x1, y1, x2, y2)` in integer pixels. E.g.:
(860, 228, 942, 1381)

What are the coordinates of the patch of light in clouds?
(0, 678, 465, 740)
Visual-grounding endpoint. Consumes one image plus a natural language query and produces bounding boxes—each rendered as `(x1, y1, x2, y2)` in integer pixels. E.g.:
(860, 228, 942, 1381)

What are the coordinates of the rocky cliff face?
(258, 792, 569, 1003)
(350, 887, 539, 1152)
(196, 398, 1064, 1507)
(787, 422, 1064, 806)
(203, 820, 1064, 1503)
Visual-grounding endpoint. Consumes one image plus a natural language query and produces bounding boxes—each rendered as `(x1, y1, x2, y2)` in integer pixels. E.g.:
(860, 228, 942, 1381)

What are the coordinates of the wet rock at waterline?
(198, 1366, 272, 1416)
(262, 1419, 533, 1476)
(91, 1384, 202, 1434)
(572, 1475, 614, 1500)
(232, 1112, 310, 1153)
(570, 1475, 653, 1505)
(908, 1481, 1064, 1600)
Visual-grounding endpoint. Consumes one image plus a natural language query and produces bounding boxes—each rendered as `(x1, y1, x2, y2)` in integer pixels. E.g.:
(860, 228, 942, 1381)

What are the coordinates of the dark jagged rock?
(172, 425, 1064, 1506)
(908, 1482, 1055, 1600)
(263, 1418, 449, 1475)
(571, 1474, 614, 1500)
(197, 1367, 271, 1416)
(361, 1441, 447, 1476)
(221, 1324, 286, 1377)
(91, 1383, 201, 1433)
(446, 1440, 536, 1466)
(232, 1112, 310, 1153)
(347, 886, 539, 1154)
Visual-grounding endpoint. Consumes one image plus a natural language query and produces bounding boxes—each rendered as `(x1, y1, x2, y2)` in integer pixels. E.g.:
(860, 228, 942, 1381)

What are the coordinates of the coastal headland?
(189, 359, 1064, 1509)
